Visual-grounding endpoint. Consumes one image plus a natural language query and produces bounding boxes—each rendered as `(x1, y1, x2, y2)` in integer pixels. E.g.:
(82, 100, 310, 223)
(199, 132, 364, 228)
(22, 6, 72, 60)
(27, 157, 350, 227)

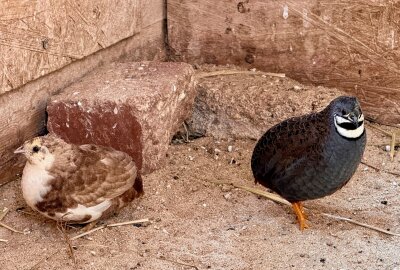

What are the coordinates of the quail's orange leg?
(292, 202, 309, 230)
(298, 202, 307, 219)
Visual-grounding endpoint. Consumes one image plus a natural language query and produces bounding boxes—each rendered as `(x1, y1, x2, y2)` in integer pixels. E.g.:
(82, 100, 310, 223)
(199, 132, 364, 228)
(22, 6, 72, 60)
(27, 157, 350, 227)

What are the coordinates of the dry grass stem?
(366, 123, 397, 138)
(0, 207, 9, 220)
(158, 256, 199, 270)
(0, 238, 8, 242)
(360, 161, 380, 172)
(195, 70, 285, 80)
(106, 218, 150, 227)
(205, 179, 291, 205)
(0, 179, 17, 188)
(182, 122, 190, 142)
(57, 221, 76, 264)
(375, 142, 400, 147)
(231, 183, 291, 206)
(0, 221, 23, 233)
(321, 213, 400, 237)
(360, 161, 400, 177)
(390, 132, 396, 161)
(0, 207, 22, 234)
(16, 209, 37, 216)
(71, 218, 149, 240)
(70, 225, 105, 241)
(229, 182, 399, 237)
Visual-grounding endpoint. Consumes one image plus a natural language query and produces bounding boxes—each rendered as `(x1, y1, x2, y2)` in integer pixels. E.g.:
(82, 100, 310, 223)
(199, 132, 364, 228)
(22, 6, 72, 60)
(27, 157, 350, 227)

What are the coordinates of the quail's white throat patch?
(21, 153, 55, 209)
(334, 114, 365, 139)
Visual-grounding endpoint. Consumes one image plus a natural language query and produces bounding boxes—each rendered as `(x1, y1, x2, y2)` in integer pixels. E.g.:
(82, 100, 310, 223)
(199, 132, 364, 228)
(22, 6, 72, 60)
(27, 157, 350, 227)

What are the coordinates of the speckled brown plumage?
(16, 134, 143, 223)
(251, 96, 366, 229)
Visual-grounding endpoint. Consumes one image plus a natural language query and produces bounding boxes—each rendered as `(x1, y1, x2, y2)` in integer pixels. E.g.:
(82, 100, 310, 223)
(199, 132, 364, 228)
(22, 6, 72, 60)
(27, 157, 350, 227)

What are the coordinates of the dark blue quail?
(251, 96, 366, 230)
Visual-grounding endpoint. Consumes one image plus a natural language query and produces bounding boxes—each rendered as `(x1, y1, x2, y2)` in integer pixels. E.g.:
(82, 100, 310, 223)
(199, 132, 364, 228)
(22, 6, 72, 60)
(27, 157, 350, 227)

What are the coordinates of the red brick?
(47, 61, 195, 174)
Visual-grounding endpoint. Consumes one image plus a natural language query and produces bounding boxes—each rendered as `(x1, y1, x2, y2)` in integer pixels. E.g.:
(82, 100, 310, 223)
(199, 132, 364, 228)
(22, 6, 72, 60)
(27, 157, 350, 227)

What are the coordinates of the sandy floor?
(0, 124, 399, 269)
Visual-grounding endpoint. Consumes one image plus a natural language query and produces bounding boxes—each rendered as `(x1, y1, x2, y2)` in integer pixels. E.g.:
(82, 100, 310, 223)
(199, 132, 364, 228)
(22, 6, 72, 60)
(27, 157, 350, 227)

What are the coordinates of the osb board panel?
(0, 20, 165, 185)
(0, 0, 158, 94)
(168, 0, 400, 126)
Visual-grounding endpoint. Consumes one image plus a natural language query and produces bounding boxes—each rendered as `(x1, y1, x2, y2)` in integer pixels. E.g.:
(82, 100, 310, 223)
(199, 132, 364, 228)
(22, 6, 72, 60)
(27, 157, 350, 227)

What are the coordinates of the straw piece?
(71, 218, 149, 240)
(390, 132, 396, 161)
(0, 221, 23, 234)
(232, 183, 399, 237)
(231, 183, 291, 206)
(321, 213, 400, 237)
(0, 207, 9, 221)
(195, 70, 285, 79)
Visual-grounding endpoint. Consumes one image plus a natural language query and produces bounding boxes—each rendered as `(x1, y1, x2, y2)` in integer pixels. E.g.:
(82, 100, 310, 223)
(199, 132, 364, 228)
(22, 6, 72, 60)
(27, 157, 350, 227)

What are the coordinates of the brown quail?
(251, 96, 366, 230)
(14, 134, 143, 224)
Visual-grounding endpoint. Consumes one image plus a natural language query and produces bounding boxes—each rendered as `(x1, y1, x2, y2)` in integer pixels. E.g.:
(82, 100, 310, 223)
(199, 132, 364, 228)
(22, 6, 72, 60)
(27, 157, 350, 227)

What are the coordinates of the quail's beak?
(349, 112, 359, 128)
(14, 146, 26, 154)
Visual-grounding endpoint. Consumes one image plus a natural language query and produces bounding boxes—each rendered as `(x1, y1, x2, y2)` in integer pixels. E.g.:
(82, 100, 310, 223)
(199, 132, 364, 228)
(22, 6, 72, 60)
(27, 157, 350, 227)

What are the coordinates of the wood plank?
(0, 0, 146, 94)
(167, 0, 400, 126)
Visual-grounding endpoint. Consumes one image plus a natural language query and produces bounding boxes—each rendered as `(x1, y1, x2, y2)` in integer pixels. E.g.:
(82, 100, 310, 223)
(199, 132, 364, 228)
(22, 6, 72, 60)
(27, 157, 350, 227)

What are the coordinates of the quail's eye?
(32, 146, 40, 153)
(341, 109, 347, 115)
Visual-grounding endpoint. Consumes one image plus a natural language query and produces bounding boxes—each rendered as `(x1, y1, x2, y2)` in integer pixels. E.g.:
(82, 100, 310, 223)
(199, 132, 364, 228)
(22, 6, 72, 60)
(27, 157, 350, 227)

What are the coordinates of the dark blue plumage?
(251, 96, 366, 229)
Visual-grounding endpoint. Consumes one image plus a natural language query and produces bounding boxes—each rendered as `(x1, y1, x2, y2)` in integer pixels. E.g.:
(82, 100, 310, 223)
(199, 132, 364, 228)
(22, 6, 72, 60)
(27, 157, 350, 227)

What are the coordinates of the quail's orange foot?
(292, 202, 309, 230)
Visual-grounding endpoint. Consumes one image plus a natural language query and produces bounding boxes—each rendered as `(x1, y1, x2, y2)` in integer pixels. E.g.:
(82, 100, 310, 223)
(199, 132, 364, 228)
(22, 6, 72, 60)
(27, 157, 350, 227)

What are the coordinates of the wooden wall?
(167, 0, 400, 126)
(0, 0, 165, 94)
(0, 0, 165, 185)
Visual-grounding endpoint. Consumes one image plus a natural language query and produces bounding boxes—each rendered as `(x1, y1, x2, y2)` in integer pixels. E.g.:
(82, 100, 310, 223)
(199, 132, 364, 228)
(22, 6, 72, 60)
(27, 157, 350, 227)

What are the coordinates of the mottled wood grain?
(0, 0, 165, 94)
